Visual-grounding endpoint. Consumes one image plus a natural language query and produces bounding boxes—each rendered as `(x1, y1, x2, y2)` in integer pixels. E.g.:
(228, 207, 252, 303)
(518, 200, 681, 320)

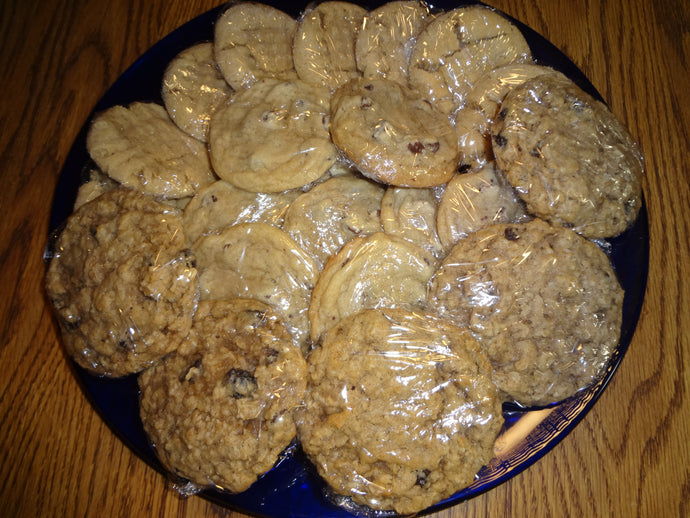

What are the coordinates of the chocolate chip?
(179, 356, 203, 383)
(211, 195, 218, 202)
(225, 369, 258, 399)
(504, 227, 520, 241)
(415, 469, 431, 487)
(361, 97, 373, 109)
(493, 134, 508, 148)
(408, 141, 424, 154)
(457, 164, 471, 174)
(426, 142, 440, 153)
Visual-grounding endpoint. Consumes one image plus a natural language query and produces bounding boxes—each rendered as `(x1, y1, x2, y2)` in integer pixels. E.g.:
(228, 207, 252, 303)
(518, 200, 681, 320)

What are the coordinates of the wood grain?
(1, 0, 688, 517)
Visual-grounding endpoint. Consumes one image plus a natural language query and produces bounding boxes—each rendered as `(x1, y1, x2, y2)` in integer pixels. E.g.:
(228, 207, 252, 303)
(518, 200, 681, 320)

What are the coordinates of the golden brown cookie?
(182, 180, 300, 244)
(293, 1, 367, 90)
(355, 0, 430, 83)
(309, 232, 437, 342)
(86, 102, 215, 199)
(214, 2, 298, 90)
(161, 42, 234, 142)
(209, 78, 337, 193)
(436, 162, 526, 248)
(193, 222, 319, 352)
(330, 77, 458, 187)
(45, 188, 199, 377)
(409, 5, 532, 114)
(429, 219, 624, 406)
(492, 72, 644, 238)
(296, 308, 503, 514)
(282, 175, 384, 269)
(139, 298, 306, 493)
(380, 185, 446, 259)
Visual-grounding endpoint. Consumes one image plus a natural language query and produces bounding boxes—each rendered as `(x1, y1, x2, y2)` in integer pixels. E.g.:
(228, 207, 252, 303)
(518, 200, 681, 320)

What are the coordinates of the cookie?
(355, 0, 429, 83)
(209, 78, 337, 193)
(45, 188, 199, 377)
(182, 180, 300, 245)
(86, 102, 215, 199)
(309, 232, 437, 342)
(330, 77, 458, 187)
(282, 176, 385, 269)
(193, 222, 319, 352)
(436, 162, 526, 248)
(380, 185, 446, 259)
(453, 105, 493, 170)
(139, 298, 306, 493)
(296, 308, 503, 514)
(161, 42, 234, 142)
(465, 63, 557, 121)
(293, 1, 367, 90)
(214, 2, 297, 90)
(409, 5, 532, 114)
(429, 218, 624, 406)
(492, 73, 644, 238)
(73, 167, 118, 210)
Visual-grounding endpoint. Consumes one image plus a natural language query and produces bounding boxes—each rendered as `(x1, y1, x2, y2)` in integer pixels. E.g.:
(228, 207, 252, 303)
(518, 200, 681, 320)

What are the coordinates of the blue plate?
(46, 1, 649, 516)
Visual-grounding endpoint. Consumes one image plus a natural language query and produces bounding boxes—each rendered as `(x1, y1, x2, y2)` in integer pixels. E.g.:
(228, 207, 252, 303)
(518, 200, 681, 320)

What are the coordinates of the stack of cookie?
(45, 1, 644, 515)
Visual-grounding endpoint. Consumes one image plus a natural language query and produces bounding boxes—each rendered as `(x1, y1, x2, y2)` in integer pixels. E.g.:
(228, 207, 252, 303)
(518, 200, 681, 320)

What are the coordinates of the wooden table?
(2, 0, 688, 516)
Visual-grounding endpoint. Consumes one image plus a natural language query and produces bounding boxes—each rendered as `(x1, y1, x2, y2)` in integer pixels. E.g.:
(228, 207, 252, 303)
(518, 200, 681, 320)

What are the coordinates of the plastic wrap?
(208, 78, 337, 193)
(282, 175, 384, 269)
(182, 180, 301, 245)
(330, 77, 458, 187)
(138, 298, 306, 493)
(45, 188, 199, 377)
(47, 1, 647, 514)
(296, 308, 504, 515)
(491, 71, 644, 238)
(436, 162, 527, 248)
(309, 232, 437, 342)
(408, 4, 533, 114)
(380, 185, 446, 259)
(86, 102, 215, 199)
(192, 222, 319, 353)
(355, 0, 430, 83)
(430, 218, 624, 406)
(293, 1, 367, 90)
(161, 42, 234, 142)
(72, 167, 118, 210)
(213, 2, 298, 90)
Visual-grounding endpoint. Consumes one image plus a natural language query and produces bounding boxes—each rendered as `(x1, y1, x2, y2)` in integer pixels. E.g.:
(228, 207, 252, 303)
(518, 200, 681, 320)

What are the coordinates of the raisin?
(415, 469, 431, 487)
(504, 227, 520, 241)
(493, 134, 508, 148)
(426, 142, 440, 153)
(408, 141, 424, 154)
(225, 369, 258, 399)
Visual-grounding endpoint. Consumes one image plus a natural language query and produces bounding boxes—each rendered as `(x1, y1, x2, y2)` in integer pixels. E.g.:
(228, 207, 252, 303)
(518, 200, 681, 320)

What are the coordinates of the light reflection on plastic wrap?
(161, 42, 233, 142)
